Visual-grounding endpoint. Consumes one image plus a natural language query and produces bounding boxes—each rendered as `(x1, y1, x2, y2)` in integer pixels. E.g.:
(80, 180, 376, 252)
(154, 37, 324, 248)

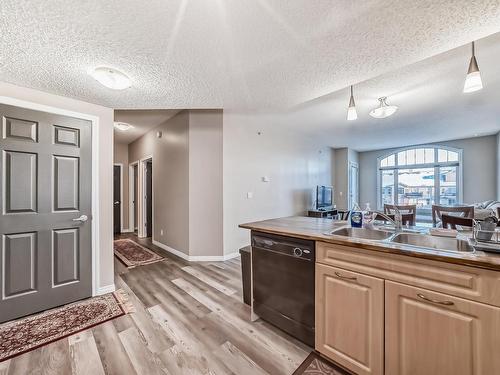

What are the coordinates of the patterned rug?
(114, 239, 164, 268)
(0, 290, 132, 362)
(293, 352, 352, 375)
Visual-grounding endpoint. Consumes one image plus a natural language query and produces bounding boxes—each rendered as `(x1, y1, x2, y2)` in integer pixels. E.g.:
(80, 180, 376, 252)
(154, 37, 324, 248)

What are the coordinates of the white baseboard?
(121, 228, 133, 233)
(152, 240, 240, 262)
(95, 284, 116, 296)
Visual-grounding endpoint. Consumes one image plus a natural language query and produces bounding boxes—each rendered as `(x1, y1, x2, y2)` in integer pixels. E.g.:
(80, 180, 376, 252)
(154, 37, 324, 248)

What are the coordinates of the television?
(316, 185, 333, 210)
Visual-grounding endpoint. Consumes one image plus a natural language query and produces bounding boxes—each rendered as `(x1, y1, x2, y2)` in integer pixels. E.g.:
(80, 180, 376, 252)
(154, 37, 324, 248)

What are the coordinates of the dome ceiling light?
(463, 41, 483, 93)
(113, 122, 134, 131)
(90, 67, 131, 90)
(369, 97, 398, 119)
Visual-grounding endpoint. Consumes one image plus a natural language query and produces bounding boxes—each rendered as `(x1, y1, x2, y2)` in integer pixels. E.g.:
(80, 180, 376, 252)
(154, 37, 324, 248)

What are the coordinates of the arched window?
(377, 145, 462, 219)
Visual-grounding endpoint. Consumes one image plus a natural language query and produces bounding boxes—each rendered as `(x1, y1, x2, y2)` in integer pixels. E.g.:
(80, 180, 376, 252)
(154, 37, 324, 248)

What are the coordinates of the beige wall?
(129, 111, 190, 254)
(0, 81, 115, 291)
(497, 132, 500, 200)
(223, 112, 333, 255)
(189, 110, 224, 257)
(359, 135, 498, 208)
(114, 143, 129, 230)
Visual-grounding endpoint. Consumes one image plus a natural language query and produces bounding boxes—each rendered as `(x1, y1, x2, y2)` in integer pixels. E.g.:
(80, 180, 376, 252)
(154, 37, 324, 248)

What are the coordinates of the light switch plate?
(247, 192, 254, 199)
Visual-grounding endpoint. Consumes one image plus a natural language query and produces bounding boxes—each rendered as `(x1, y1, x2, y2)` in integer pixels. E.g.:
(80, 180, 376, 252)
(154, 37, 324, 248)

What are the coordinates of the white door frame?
(128, 161, 138, 232)
(137, 155, 153, 238)
(113, 163, 124, 233)
(348, 161, 359, 209)
(0, 96, 102, 296)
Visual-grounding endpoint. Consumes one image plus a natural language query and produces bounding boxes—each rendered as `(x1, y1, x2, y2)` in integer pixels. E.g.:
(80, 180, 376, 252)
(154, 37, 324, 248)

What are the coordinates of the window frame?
(376, 145, 463, 210)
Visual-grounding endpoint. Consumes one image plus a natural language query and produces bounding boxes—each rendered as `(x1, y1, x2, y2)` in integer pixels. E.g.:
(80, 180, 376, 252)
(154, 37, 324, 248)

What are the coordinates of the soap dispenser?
(350, 203, 363, 228)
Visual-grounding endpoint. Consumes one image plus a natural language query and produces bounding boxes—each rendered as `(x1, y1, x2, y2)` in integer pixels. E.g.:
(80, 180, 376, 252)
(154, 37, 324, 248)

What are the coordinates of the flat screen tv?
(316, 185, 333, 210)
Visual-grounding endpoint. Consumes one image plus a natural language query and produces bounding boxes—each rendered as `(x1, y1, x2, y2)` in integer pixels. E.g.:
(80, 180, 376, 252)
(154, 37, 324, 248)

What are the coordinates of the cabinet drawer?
(317, 241, 500, 307)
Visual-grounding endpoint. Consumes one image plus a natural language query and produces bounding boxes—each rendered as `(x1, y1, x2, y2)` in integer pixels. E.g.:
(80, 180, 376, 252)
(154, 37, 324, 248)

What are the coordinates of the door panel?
(145, 161, 152, 237)
(316, 264, 384, 375)
(385, 281, 500, 375)
(0, 104, 92, 323)
(54, 155, 79, 211)
(4, 151, 37, 213)
(3, 232, 37, 298)
(3, 117, 38, 142)
(53, 228, 80, 286)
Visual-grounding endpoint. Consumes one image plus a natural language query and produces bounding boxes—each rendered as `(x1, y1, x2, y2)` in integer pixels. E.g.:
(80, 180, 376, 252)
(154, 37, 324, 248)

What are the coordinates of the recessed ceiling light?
(463, 41, 483, 93)
(369, 97, 398, 119)
(90, 67, 131, 90)
(346, 85, 358, 121)
(114, 122, 134, 131)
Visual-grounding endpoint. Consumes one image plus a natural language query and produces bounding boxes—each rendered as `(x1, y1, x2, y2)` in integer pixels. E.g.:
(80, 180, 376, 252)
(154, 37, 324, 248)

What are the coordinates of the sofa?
(473, 200, 500, 220)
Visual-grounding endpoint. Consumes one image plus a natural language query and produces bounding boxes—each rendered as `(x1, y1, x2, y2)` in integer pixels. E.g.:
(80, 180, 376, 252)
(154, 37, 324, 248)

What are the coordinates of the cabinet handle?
(416, 293, 454, 306)
(334, 271, 357, 281)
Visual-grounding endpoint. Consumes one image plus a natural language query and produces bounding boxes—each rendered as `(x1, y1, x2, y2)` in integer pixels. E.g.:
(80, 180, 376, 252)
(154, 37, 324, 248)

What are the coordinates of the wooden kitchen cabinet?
(385, 280, 500, 375)
(316, 263, 384, 375)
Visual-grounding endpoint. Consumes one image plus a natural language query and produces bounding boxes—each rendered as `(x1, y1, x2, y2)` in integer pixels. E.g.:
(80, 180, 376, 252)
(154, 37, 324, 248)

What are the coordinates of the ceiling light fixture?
(463, 41, 483, 93)
(369, 97, 398, 119)
(114, 122, 134, 131)
(90, 67, 131, 90)
(346, 85, 358, 121)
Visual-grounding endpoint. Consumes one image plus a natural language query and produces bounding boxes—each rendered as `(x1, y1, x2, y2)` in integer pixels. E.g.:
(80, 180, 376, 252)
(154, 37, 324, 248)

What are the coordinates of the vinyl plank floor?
(5, 234, 309, 375)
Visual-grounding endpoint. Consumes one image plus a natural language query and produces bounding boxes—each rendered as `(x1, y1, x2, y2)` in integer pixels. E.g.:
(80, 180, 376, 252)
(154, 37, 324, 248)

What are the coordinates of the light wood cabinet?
(385, 281, 500, 375)
(316, 263, 384, 375)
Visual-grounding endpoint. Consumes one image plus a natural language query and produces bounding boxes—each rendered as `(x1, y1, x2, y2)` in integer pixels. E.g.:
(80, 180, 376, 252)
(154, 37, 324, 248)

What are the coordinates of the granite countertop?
(239, 216, 500, 272)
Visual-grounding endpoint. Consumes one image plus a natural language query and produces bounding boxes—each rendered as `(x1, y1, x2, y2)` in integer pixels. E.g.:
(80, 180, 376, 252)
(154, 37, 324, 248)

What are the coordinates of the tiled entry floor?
(1, 234, 309, 375)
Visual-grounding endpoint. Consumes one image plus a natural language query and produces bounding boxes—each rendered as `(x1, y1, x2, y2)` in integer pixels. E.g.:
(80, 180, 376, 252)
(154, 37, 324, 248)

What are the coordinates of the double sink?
(330, 227, 474, 253)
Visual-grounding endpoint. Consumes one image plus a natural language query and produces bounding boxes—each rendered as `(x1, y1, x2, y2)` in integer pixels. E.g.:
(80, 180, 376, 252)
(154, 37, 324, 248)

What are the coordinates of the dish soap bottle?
(350, 203, 363, 228)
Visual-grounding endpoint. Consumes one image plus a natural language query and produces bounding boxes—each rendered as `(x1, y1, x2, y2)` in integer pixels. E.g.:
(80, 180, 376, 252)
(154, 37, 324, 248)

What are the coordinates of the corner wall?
(114, 143, 129, 231)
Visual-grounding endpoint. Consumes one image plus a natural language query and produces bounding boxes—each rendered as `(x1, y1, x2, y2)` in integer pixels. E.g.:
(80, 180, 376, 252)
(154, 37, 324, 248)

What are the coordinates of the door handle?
(114, 201, 120, 205)
(416, 293, 454, 306)
(334, 271, 357, 281)
(73, 215, 89, 223)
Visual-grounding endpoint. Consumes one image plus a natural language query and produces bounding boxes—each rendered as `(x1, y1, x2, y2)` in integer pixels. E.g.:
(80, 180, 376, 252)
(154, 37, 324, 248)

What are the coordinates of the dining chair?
(441, 214, 474, 229)
(431, 205, 474, 227)
(383, 204, 417, 226)
(337, 210, 351, 221)
(374, 213, 415, 226)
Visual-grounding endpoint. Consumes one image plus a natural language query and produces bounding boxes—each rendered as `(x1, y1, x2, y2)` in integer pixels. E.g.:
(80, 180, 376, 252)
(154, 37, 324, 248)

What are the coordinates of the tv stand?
(308, 209, 337, 218)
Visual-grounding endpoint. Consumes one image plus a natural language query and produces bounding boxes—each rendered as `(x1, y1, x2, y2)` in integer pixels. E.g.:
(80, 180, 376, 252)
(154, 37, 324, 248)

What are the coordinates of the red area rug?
(0, 290, 132, 362)
(114, 239, 164, 268)
(293, 352, 352, 375)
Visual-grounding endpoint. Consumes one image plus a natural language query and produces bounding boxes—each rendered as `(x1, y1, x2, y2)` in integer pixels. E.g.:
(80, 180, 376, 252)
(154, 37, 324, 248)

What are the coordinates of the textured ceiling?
(256, 32, 500, 151)
(114, 109, 181, 144)
(1, 1, 500, 110)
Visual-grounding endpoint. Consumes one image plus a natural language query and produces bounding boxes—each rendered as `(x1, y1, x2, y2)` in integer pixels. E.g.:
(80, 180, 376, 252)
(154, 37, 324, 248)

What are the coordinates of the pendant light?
(346, 85, 358, 121)
(463, 41, 483, 93)
(369, 97, 398, 119)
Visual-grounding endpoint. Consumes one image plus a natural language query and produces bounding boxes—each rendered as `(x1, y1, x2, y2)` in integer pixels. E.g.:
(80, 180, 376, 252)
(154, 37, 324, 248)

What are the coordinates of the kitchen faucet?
(372, 207, 403, 232)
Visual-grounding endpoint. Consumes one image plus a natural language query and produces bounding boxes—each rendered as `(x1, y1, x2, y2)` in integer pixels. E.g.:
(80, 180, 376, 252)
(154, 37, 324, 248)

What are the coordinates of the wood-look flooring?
(1, 234, 310, 375)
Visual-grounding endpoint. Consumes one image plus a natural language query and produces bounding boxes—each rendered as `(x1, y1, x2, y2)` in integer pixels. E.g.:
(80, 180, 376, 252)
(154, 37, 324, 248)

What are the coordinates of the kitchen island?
(240, 216, 500, 375)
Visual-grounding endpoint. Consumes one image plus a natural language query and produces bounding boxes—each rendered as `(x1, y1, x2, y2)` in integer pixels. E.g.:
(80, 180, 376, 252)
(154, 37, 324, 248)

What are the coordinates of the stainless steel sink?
(391, 233, 474, 253)
(331, 227, 394, 241)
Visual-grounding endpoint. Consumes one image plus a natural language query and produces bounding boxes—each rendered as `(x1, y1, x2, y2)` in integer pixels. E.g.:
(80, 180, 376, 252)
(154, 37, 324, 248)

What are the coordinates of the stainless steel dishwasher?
(251, 231, 315, 346)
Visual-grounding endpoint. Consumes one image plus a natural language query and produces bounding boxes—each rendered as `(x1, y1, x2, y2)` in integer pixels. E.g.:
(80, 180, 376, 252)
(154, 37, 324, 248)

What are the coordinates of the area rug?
(0, 290, 133, 362)
(293, 351, 352, 375)
(114, 239, 164, 268)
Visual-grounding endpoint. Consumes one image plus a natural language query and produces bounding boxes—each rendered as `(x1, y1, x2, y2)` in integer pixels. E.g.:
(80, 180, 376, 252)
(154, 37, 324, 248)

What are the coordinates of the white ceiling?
(1, 1, 500, 110)
(114, 109, 181, 144)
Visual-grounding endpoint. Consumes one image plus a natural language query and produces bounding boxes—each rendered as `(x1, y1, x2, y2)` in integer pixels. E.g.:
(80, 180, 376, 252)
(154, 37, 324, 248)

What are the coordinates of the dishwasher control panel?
(251, 231, 315, 261)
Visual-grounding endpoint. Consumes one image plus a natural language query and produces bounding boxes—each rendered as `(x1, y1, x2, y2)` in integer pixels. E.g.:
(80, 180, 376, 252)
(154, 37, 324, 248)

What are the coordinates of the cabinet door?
(316, 264, 384, 375)
(385, 280, 500, 375)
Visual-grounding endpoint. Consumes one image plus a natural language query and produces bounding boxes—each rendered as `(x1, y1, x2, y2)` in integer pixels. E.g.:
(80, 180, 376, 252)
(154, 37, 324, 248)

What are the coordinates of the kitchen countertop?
(239, 216, 500, 272)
